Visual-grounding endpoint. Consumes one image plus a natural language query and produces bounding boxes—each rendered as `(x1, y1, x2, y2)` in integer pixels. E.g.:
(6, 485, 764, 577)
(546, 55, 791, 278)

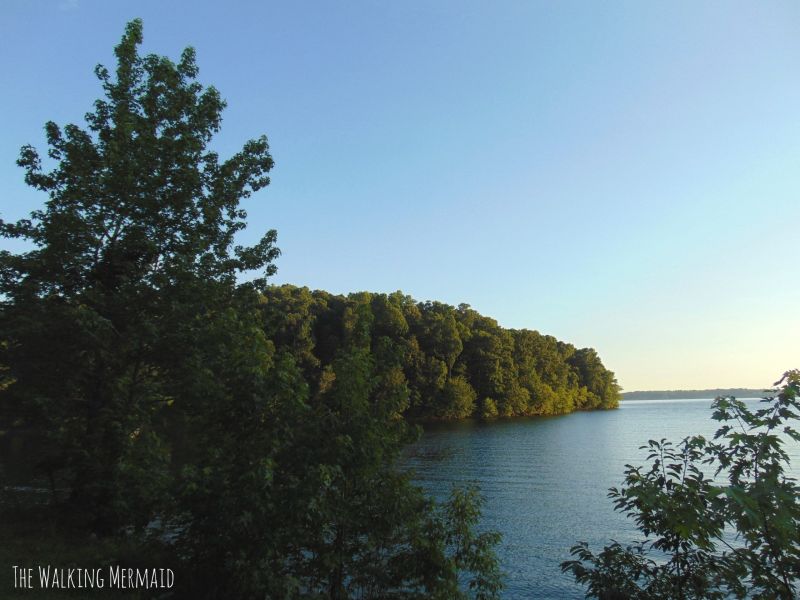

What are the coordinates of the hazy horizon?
(2, 1, 798, 390)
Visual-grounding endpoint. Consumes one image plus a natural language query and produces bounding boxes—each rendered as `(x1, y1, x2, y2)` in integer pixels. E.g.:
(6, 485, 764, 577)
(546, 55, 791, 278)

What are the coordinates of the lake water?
(404, 397, 800, 599)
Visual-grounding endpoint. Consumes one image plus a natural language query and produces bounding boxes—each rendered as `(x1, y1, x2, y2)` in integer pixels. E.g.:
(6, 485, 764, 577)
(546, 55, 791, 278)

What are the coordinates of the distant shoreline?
(622, 388, 769, 401)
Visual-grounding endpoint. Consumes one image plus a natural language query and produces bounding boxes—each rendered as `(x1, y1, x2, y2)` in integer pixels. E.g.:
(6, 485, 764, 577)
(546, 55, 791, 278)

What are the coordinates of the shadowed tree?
(0, 18, 278, 533)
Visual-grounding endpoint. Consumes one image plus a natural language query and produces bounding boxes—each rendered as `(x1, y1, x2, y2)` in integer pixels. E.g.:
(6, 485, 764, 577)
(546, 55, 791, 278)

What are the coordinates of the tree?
(0, 18, 278, 533)
(429, 312, 463, 376)
(568, 348, 620, 409)
(563, 370, 800, 599)
(438, 375, 478, 419)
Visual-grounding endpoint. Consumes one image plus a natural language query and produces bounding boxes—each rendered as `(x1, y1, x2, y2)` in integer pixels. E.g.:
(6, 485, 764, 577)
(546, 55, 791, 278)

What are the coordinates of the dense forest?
(260, 285, 620, 421)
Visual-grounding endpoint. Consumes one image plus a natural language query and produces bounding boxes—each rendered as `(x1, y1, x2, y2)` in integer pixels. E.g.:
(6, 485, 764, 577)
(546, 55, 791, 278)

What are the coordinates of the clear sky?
(1, 1, 798, 391)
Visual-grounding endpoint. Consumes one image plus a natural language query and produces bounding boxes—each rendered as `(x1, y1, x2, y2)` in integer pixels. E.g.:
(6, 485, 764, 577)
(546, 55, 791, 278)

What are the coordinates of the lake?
(404, 397, 800, 599)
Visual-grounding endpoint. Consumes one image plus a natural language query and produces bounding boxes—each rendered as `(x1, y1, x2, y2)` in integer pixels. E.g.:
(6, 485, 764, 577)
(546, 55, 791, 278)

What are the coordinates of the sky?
(1, 1, 798, 391)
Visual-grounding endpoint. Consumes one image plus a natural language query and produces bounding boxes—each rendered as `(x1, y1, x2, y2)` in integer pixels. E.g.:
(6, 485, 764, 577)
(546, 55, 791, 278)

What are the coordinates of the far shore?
(622, 388, 768, 401)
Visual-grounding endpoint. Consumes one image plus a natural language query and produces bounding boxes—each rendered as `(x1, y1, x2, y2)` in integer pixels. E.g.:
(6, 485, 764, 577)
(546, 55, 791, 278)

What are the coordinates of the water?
(404, 398, 800, 599)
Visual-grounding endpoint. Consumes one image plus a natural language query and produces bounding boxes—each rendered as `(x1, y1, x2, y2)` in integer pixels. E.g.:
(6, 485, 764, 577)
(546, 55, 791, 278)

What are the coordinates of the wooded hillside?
(261, 285, 620, 420)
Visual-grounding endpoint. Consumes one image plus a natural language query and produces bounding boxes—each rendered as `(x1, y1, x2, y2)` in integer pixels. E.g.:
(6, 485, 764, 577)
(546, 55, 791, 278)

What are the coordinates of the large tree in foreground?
(0, 20, 502, 598)
(0, 18, 278, 533)
(0, 17, 243, 518)
(563, 371, 800, 599)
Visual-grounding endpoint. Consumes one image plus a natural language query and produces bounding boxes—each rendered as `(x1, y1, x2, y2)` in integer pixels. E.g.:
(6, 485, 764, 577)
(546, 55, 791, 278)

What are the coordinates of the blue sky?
(1, 1, 798, 390)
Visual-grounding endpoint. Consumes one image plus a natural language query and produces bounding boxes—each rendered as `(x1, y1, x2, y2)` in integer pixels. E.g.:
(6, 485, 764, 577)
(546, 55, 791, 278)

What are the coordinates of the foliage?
(443, 485, 505, 599)
(0, 18, 277, 533)
(562, 370, 800, 599)
(260, 285, 621, 421)
(0, 20, 503, 599)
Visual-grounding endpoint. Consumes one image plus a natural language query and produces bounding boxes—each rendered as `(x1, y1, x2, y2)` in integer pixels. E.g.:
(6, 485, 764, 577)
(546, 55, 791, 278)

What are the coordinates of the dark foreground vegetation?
(564, 372, 800, 599)
(0, 20, 508, 599)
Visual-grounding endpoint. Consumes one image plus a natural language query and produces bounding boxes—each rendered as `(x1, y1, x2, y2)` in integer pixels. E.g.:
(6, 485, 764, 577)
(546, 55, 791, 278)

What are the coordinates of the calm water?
(404, 398, 800, 599)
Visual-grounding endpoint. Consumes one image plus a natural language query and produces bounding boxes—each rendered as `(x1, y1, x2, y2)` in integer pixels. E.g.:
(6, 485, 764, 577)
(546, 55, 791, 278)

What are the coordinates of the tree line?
(622, 388, 765, 401)
(260, 285, 620, 421)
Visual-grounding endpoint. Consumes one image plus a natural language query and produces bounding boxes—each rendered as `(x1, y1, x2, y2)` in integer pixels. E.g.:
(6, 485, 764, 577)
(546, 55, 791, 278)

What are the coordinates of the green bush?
(563, 370, 800, 599)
